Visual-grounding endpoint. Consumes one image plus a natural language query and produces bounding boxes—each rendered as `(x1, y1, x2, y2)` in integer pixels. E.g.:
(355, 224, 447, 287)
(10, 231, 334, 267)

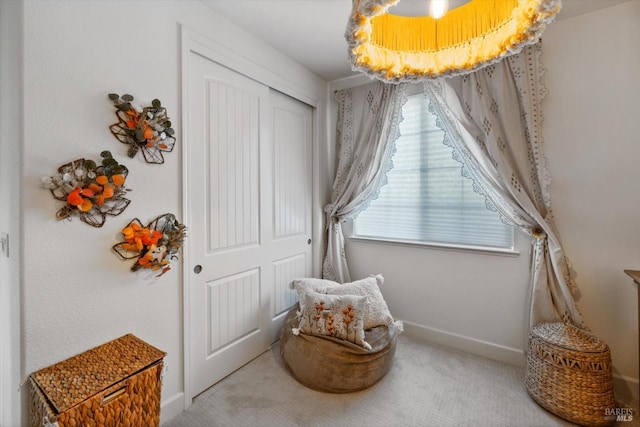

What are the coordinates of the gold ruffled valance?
(346, 0, 561, 82)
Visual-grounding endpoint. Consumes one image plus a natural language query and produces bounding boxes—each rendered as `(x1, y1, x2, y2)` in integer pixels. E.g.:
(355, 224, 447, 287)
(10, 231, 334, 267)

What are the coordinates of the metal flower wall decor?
(108, 93, 176, 164)
(112, 213, 187, 277)
(41, 151, 131, 227)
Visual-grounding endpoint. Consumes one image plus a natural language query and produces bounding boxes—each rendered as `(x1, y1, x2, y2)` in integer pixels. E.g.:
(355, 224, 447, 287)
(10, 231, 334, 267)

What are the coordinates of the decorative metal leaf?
(79, 210, 107, 228)
(103, 197, 131, 217)
(112, 243, 142, 260)
(56, 205, 75, 221)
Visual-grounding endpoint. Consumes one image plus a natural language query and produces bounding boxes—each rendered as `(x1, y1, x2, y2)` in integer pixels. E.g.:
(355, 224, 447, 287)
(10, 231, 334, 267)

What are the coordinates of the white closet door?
(268, 89, 313, 341)
(186, 51, 312, 398)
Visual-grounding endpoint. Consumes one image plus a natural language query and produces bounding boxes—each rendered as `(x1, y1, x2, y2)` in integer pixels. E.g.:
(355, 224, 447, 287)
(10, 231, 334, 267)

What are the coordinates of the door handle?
(194, 265, 202, 274)
(307, 239, 312, 245)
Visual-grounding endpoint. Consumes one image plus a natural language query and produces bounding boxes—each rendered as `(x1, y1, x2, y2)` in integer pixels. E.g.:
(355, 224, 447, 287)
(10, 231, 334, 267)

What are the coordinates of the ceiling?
(200, 0, 632, 82)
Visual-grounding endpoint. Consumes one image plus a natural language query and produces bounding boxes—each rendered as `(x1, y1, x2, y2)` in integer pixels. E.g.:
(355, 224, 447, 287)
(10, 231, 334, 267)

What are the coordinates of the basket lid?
(530, 322, 609, 353)
(30, 333, 166, 414)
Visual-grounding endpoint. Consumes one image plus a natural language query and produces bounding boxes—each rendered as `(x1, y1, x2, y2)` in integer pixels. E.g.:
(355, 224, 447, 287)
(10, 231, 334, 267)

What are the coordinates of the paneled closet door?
(186, 51, 312, 398)
(268, 89, 313, 342)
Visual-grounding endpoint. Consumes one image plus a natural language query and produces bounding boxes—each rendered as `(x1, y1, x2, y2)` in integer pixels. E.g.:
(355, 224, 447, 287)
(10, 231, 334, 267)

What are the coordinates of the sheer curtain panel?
(323, 81, 407, 282)
(423, 44, 584, 328)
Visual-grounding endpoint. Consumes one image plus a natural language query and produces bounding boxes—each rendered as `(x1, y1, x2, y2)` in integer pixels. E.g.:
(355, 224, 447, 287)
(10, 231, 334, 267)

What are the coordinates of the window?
(353, 93, 513, 251)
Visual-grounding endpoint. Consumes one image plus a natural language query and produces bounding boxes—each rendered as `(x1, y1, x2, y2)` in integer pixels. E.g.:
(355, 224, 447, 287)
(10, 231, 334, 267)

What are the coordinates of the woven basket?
(525, 322, 616, 427)
(29, 334, 165, 427)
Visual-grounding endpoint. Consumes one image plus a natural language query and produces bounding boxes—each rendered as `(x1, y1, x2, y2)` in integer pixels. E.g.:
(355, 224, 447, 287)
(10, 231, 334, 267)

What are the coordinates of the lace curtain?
(423, 44, 584, 327)
(322, 81, 407, 282)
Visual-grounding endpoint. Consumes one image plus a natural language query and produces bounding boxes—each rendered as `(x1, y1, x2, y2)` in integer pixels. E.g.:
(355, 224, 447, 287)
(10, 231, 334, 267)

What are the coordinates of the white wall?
(332, 1, 640, 406)
(20, 0, 326, 424)
(1, 1, 24, 426)
(542, 0, 640, 405)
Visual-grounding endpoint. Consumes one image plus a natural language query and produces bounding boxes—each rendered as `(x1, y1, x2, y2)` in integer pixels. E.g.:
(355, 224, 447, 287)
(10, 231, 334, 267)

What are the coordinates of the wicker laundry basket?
(525, 322, 616, 427)
(29, 334, 166, 427)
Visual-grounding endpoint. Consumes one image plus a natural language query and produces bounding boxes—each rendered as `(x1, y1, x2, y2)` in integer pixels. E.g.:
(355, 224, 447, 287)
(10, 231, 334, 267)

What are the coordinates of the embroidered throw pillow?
(296, 291, 370, 349)
(292, 275, 393, 330)
(291, 277, 337, 313)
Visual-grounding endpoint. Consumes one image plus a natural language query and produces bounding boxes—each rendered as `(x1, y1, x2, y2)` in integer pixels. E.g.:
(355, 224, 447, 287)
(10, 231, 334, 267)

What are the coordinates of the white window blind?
(353, 94, 513, 249)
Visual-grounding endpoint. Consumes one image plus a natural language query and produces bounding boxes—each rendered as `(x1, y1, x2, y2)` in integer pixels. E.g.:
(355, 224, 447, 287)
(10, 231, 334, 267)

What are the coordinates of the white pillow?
(295, 291, 370, 349)
(292, 275, 393, 330)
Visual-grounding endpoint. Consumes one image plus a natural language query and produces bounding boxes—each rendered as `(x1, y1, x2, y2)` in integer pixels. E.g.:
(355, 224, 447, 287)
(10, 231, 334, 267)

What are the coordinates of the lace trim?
(424, 82, 528, 229)
(509, 42, 553, 212)
(350, 84, 408, 220)
(331, 88, 354, 204)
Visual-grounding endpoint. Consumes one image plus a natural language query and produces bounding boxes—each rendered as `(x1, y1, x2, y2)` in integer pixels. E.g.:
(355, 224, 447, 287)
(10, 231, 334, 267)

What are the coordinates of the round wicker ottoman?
(280, 304, 397, 393)
(525, 322, 616, 427)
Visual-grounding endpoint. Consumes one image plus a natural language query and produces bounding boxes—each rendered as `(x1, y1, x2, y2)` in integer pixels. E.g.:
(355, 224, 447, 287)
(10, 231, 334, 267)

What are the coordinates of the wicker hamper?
(29, 334, 166, 427)
(525, 322, 616, 427)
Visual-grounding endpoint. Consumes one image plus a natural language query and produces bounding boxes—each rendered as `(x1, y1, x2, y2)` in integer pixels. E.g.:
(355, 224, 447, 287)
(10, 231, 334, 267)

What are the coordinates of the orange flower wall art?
(41, 151, 131, 227)
(108, 93, 176, 164)
(112, 213, 187, 277)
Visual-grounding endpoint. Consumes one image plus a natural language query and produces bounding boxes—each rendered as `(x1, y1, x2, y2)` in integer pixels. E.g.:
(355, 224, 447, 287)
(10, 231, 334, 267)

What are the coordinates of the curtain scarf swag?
(324, 44, 583, 328)
(346, 0, 562, 82)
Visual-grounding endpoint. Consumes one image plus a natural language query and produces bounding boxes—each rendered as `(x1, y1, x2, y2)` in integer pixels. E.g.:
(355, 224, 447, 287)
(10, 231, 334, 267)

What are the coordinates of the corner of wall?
(0, 0, 24, 425)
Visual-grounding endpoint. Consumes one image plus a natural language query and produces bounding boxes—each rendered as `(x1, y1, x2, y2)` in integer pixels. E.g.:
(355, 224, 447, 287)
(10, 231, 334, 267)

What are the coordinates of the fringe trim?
(346, 0, 561, 82)
(394, 320, 404, 334)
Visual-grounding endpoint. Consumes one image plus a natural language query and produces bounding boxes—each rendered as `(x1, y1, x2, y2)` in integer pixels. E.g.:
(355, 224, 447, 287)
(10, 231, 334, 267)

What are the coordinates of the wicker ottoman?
(525, 322, 616, 427)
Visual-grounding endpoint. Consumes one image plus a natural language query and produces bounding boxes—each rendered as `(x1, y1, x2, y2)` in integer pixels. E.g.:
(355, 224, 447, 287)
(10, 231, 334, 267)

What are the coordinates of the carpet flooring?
(165, 334, 636, 427)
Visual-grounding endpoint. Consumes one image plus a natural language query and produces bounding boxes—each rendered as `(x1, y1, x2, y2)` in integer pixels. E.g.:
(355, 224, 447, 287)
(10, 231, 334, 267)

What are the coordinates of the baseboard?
(613, 374, 639, 411)
(400, 320, 526, 368)
(161, 392, 185, 425)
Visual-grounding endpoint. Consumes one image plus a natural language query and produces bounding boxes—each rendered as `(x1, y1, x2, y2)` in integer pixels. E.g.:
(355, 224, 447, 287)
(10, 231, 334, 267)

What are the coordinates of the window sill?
(348, 235, 521, 257)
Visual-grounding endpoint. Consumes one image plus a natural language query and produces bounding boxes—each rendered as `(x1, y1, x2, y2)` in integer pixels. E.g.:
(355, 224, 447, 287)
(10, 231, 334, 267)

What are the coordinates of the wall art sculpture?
(108, 93, 176, 164)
